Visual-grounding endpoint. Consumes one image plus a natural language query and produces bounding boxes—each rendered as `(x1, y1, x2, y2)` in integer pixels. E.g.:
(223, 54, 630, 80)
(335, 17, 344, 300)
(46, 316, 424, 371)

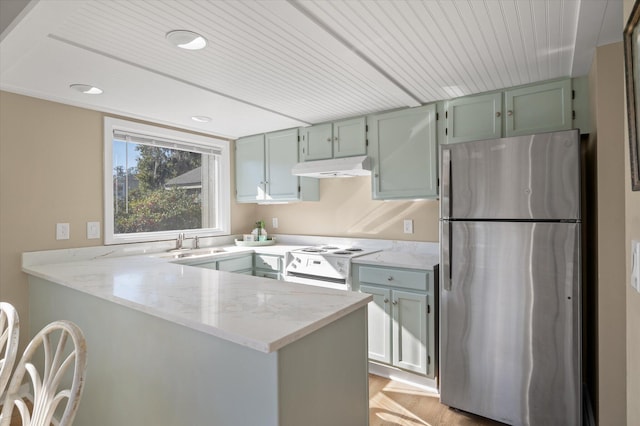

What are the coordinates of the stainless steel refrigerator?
(439, 130, 581, 425)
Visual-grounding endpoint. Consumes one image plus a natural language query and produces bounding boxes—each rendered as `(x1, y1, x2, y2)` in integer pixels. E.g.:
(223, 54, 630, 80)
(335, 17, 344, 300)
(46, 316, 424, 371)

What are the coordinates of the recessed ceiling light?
(70, 84, 103, 95)
(166, 30, 207, 50)
(191, 116, 212, 123)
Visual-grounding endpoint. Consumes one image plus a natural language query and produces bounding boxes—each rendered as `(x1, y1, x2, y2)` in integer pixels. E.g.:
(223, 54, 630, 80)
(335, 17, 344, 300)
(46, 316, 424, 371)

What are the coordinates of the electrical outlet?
(272, 217, 279, 229)
(403, 219, 413, 234)
(87, 221, 100, 239)
(56, 223, 70, 240)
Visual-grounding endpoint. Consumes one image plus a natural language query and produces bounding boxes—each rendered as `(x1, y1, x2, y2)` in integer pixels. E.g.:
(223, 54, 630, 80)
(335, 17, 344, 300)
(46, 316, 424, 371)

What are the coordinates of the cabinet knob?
(383, 298, 389, 303)
(334, 137, 338, 141)
(392, 300, 398, 305)
(496, 111, 501, 118)
(387, 276, 394, 281)
(327, 137, 332, 142)
(507, 110, 513, 117)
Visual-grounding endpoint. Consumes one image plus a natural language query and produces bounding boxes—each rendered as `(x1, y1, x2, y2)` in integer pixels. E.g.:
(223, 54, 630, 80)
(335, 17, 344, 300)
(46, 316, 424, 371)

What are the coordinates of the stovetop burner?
(293, 246, 378, 257)
(301, 248, 327, 253)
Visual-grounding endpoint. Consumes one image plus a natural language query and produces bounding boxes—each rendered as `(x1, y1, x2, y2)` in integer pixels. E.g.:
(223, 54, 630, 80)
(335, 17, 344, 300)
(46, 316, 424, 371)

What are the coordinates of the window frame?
(104, 117, 231, 245)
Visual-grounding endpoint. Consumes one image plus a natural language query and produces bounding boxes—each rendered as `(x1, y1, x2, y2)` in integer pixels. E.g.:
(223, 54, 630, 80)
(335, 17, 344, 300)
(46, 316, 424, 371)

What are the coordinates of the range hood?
(291, 155, 371, 178)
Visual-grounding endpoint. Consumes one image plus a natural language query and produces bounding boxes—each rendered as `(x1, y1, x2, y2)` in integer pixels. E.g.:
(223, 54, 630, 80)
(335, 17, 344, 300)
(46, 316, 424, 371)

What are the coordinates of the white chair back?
(0, 302, 19, 395)
(0, 320, 87, 426)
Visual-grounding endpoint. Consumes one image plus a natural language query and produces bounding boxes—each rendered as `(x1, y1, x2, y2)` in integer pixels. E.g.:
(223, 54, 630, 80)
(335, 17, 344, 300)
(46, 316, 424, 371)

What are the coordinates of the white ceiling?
(0, 0, 622, 140)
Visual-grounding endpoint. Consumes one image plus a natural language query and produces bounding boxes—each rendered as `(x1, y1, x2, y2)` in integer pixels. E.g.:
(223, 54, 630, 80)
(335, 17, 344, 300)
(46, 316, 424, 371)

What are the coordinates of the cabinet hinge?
(445, 110, 448, 119)
(366, 139, 369, 147)
(428, 355, 431, 365)
(298, 185, 301, 193)
(572, 90, 575, 100)
(445, 128, 448, 136)
(572, 110, 576, 120)
(366, 124, 368, 132)
(427, 304, 431, 314)
(436, 112, 439, 121)
(298, 135, 300, 142)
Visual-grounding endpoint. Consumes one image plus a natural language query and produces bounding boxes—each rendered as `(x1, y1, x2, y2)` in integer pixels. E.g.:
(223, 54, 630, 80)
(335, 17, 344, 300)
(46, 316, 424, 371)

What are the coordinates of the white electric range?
(284, 245, 380, 290)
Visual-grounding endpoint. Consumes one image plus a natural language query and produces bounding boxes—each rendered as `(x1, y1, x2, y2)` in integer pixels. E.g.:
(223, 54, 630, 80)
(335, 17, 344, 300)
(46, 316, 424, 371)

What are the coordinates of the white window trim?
(104, 117, 230, 245)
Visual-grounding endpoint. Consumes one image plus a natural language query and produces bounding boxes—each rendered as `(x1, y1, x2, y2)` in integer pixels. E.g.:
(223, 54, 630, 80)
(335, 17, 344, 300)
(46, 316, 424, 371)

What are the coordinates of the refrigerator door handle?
(441, 220, 452, 291)
(441, 149, 451, 219)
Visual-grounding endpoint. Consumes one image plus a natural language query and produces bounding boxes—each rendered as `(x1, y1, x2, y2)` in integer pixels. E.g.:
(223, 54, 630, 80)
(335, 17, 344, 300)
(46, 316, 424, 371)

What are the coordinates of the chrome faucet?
(176, 232, 185, 250)
(194, 235, 200, 249)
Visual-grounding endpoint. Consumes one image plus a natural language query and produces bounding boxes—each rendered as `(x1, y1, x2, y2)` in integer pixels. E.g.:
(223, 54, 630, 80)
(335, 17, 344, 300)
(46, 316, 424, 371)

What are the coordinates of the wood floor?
(369, 374, 504, 426)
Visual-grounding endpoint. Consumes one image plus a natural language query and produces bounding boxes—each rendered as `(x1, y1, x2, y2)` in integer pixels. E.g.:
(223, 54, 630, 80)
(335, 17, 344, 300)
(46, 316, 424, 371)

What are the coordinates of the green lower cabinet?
(354, 264, 435, 378)
(360, 285, 392, 364)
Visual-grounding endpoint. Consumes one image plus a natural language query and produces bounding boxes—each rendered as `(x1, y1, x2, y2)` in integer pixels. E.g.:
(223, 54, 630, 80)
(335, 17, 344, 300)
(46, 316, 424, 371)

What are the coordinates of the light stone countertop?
(352, 250, 440, 271)
(22, 250, 371, 354)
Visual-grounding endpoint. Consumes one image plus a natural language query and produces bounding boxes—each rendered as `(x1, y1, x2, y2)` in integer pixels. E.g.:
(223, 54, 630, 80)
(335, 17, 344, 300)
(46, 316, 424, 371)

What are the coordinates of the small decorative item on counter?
(243, 234, 255, 242)
(252, 220, 268, 241)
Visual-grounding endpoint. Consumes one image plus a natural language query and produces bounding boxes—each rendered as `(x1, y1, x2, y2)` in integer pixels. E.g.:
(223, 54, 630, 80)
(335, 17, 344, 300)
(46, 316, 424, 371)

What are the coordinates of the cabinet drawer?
(255, 271, 279, 280)
(254, 254, 281, 272)
(217, 255, 253, 272)
(359, 266, 429, 292)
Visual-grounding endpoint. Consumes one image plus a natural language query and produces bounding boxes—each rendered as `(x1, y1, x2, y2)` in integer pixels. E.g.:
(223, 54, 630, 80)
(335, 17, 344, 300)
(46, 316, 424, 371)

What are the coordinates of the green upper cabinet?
(445, 92, 502, 143)
(300, 123, 332, 161)
(368, 104, 438, 200)
(265, 129, 301, 201)
(300, 117, 366, 161)
(442, 78, 582, 144)
(504, 79, 572, 137)
(235, 134, 265, 202)
(333, 117, 367, 158)
(235, 129, 319, 203)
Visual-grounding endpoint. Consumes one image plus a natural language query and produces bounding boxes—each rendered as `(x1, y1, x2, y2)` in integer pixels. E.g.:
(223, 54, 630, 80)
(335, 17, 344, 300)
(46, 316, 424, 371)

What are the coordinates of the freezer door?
(440, 221, 581, 426)
(442, 130, 580, 220)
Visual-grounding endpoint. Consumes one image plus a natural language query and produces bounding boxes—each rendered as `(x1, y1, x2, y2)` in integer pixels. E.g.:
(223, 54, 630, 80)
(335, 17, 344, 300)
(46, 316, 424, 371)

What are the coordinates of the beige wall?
(624, 1, 640, 425)
(588, 42, 628, 425)
(0, 91, 255, 348)
(255, 177, 439, 242)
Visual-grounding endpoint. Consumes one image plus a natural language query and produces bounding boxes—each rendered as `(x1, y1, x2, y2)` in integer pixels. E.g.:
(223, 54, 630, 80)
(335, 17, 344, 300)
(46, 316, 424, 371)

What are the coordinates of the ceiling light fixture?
(69, 84, 103, 95)
(191, 116, 212, 123)
(166, 30, 207, 50)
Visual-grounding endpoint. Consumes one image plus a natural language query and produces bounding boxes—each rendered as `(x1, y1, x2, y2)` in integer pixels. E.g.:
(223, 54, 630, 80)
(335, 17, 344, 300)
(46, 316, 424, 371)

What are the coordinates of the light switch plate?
(56, 223, 70, 240)
(632, 240, 640, 293)
(87, 221, 100, 239)
(272, 217, 278, 229)
(403, 219, 413, 234)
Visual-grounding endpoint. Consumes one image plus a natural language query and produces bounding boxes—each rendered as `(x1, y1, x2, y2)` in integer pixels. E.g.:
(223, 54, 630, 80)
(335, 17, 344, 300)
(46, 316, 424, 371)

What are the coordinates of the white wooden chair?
(0, 320, 87, 426)
(0, 302, 19, 396)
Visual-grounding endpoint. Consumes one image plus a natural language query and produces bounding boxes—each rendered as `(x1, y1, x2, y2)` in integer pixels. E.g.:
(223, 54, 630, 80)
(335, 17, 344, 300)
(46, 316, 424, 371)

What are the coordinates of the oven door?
(283, 272, 349, 291)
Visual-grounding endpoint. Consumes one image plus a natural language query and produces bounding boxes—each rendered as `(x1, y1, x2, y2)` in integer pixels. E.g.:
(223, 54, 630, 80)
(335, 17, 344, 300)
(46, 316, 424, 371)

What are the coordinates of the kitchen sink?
(163, 247, 227, 259)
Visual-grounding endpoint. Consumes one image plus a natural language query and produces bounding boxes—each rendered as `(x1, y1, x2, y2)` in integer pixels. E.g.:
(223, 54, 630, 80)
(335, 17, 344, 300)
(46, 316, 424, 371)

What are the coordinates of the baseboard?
(368, 361, 439, 393)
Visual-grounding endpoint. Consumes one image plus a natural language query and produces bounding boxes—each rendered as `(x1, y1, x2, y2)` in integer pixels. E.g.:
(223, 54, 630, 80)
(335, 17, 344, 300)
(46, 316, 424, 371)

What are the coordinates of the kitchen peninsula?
(22, 246, 371, 426)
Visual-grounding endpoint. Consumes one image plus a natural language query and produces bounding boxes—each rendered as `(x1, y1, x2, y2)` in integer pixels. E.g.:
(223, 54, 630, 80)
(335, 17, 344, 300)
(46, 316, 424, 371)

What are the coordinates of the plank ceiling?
(0, 0, 622, 139)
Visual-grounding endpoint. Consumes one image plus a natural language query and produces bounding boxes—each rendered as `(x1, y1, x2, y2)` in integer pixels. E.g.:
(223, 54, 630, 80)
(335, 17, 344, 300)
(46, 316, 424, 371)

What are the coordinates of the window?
(104, 117, 230, 245)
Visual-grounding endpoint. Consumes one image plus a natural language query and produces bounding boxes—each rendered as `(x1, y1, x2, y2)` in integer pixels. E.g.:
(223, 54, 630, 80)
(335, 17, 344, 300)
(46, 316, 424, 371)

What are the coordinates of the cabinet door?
(368, 104, 438, 199)
(333, 117, 366, 158)
(235, 134, 265, 202)
(265, 129, 299, 201)
(300, 123, 332, 161)
(504, 79, 572, 137)
(360, 285, 392, 365)
(217, 255, 253, 272)
(392, 290, 428, 375)
(445, 92, 502, 143)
